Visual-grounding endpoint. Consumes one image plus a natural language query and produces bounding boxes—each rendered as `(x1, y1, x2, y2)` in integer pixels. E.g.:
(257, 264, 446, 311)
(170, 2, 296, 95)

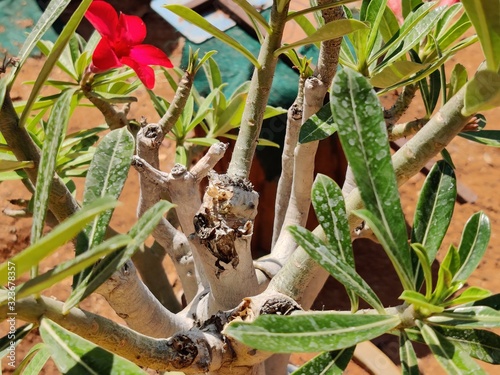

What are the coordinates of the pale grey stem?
(96, 260, 191, 338)
(388, 118, 428, 141)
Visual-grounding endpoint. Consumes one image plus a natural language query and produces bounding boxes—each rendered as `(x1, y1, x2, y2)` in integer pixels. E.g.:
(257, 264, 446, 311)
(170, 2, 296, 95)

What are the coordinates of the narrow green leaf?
(292, 346, 355, 375)
(412, 160, 456, 286)
(331, 68, 413, 290)
(275, 19, 368, 55)
(459, 130, 500, 147)
(370, 61, 428, 88)
(364, 0, 388, 60)
(0, 160, 34, 172)
(399, 290, 444, 314)
(454, 212, 491, 282)
(311, 174, 358, 310)
(400, 331, 419, 375)
(64, 200, 174, 312)
(0, 324, 34, 356)
(164, 5, 260, 68)
(432, 244, 461, 303)
(233, 0, 270, 32)
(461, 0, 500, 71)
(428, 306, 500, 329)
(435, 11, 471, 55)
(445, 287, 492, 307)
(77, 127, 135, 258)
(31, 89, 75, 246)
(39, 319, 147, 374)
(16, 235, 130, 300)
(225, 313, 400, 353)
(378, 7, 400, 44)
(288, 225, 383, 313)
(463, 69, 500, 115)
(411, 244, 433, 299)
(406, 326, 500, 364)
(13, 344, 50, 375)
(0, 77, 8, 112)
(418, 321, 487, 374)
(299, 103, 337, 143)
(19, 0, 92, 127)
(6, 0, 72, 87)
(0, 198, 119, 283)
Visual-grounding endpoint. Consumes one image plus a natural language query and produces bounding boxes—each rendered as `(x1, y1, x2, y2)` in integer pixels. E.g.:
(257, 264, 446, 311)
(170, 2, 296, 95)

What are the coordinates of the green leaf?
(400, 331, 419, 375)
(31, 89, 75, 246)
(446, 287, 492, 307)
(453, 212, 491, 282)
(311, 174, 358, 310)
(13, 343, 50, 375)
(459, 130, 500, 147)
(370, 61, 429, 88)
(418, 321, 487, 375)
(432, 244, 461, 303)
(164, 5, 260, 68)
(232, 0, 270, 33)
(275, 19, 368, 55)
(288, 225, 383, 313)
(410, 244, 433, 299)
(291, 346, 355, 375)
(225, 313, 400, 353)
(16, 235, 130, 300)
(19, 0, 92, 127)
(39, 319, 147, 374)
(463, 69, 500, 115)
(448, 63, 468, 99)
(461, 0, 500, 72)
(299, 103, 337, 143)
(77, 127, 135, 255)
(6, 0, 72, 87)
(0, 159, 34, 172)
(399, 290, 444, 314)
(64, 200, 174, 312)
(427, 306, 500, 329)
(412, 160, 456, 286)
(0, 198, 119, 283)
(331, 67, 413, 290)
(364, 0, 388, 61)
(0, 324, 34, 356)
(406, 326, 500, 364)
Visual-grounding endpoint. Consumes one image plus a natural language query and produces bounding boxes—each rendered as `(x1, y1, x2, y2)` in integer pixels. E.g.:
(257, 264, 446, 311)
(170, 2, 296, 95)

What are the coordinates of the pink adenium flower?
(85, 0, 173, 89)
(388, 0, 460, 22)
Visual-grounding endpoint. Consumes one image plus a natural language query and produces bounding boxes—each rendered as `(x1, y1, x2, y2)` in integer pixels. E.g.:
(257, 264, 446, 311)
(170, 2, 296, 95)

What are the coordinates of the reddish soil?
(1, 2, 499, 374)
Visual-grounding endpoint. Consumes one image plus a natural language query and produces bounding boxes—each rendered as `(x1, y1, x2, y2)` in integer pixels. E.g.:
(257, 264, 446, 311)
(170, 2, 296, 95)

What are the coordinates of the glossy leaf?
(64, 200, 174, 312)
(432, 245, 461, 303)
(0, 198, 119, 283)
(164, 5, 260, 68)
(461, 0, 500, 71)
(288, 225, 383, 313)
(427, 306, 500, 329)
(39, 319, 147, 374)
(275, 19, 368, 55)
(406, 326, 500, 364)
(400, 331, 419, 375)
(311, 174, 357, 310)
(364, 0, 388, 62)
(399, 290, 444, 314)
(31, 89, 75, 245)
(225, 313, 400, 353)
(331, 67, 413, 290)
(463, 69, 500, 115)
(448, 63, 468, 99)
(453, 212, 491, 282)
(418, 321, 487, 374)
(446, 287, 492, 307)
(411, 244, 433, 299)
(370, 61, 428, 88)
(19, 0, 92, 127)
(16, 235, 130, 300)
(412, 160, 456, 286)
(291, 346, 355, 375)
(299, 103, 337, 143)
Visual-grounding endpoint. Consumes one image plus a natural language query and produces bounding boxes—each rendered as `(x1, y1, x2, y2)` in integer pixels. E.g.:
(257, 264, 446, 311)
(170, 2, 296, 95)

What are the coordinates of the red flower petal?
(129, 45, 173, 68)
(85, 0, 118, 40)
(91, 37, 122, 72)
(121, 56, 156, 89)
(117, 13, 147, 45)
